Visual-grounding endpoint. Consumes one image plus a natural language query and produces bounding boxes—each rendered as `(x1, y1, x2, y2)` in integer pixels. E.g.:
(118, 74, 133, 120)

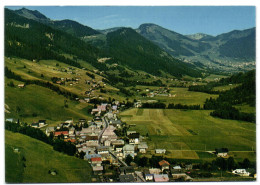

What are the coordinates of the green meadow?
(5, 78, 92, 126)
(5, 130, 94, 183)
(120, 108, 256, 161)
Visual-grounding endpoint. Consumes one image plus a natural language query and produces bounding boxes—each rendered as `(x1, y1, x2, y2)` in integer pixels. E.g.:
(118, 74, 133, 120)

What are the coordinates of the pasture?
(5, 130, 94, 183)
(120, 108, 256, 161)
(136, 86, 218, 106)
(5, 78, 91, 126)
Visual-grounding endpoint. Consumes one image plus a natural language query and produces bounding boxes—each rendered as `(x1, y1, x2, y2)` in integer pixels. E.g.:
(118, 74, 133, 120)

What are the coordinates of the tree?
(8, 81, 14, 87)
(227, 157, 236, 171)
(241, 158, 251, 169)
(125, 155, 133, 165)
(139, 157, 148, 167)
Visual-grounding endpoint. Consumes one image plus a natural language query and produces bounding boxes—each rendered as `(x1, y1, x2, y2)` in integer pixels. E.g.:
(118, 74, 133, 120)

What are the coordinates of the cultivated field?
(5, 130, 94, 183)
(120, 108, 256, 161)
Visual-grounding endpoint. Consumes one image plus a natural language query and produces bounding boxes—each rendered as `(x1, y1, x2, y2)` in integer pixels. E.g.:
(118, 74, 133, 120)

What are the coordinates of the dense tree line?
(5, 121, 76, 156)
(168, 103, 201, 110)
(5, 67, 78, 100)
(142, 102, 166, 109)
(85, 72, 95, 79)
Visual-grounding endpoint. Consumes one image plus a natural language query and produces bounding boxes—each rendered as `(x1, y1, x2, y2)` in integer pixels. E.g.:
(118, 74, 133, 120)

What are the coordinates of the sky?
(6, 6, 256, 36)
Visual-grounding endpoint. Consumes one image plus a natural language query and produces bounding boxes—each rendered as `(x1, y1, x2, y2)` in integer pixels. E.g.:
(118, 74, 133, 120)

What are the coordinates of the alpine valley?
(4, 7, 256, 183)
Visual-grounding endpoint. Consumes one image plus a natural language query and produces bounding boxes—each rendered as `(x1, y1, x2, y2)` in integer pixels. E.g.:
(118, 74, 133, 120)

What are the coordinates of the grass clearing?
(5, 130, 93, 183)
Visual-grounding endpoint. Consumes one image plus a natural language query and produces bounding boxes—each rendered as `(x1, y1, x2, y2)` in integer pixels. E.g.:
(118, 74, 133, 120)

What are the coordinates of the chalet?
(86, 134, 98, 141)
(143, 169, 153, 181)
(112, 105, 117, 111)
(31, 122, 39, 128)
(149, 168, 161, 175)
(215, 148, 229, 157)
(123, 144, 135, 158)
(54, 131, 69, 138)
(78, 146, 95, 154)
(91, 157, 102, 164)
(118, 166, 135, 175)
(185, 164, 193, 170)
(18, 84, 25, 88)
(64, 138, 76, 143)
(153, 174, 169, 182)
(104, 140, 111, 146)
(172, 173, 192, 181)
(138, 142, 148, 153)
(84, 154, 102, 161)
(92, 165, 103, 175)
(86, 140, 99, 147)
(78, 119, 86, 126)
(63, 122, 71, 128)
(96, 146, 109, 155)
(38, 120, 46, 127)
(45, 127, 55, 136)
(232, 169, 250, 176)
(101, 125, 117, 143)
(5, 118, 16, 123)
(91, 109, 100, 115)
(159, 160, 170, 171)
(128, 133, 140, 145)
(155, 149, 166, 154)
(171, 166, 182, 174)
(69, 127, 75, 136)
(119, 174, 135, 182)
(127, 131, 136, 136)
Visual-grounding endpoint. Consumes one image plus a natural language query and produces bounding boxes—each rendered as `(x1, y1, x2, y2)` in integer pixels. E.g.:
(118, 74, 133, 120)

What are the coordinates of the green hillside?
(5, 130, 94, 183)
(105, 28, 202, 78)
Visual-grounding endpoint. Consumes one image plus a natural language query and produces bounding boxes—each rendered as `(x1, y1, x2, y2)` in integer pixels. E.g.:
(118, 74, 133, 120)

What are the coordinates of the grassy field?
(212, 84, 240, 91)
(120, 108, 256, 161)
(136, 86, 218, 107)
(5, 78, 92, 126)
(5, 130, 94, 183)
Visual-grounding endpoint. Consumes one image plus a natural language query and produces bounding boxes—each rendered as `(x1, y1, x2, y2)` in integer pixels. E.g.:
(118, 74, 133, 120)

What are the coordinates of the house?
(185, 164, 193, 171)
(18, 84, 25, 88)
(54, 131, 69, 138)
(104, 140, 111, 146)
(172, 165, 182, 173)
(91, 157, 102, 165)
(31, 122, 39, 128)
(127, 131, 136, 136)
(128, 133, 140, 145)
(92, 165, 103, 175)
(119, 174, 135, 182)
(153, 174, 169, 182)
(155, 149, 166, 154)
(138, 142, 148, 153)
(69, 126, 75, 135)
(96, 146, 109, 155)
(232, 169, 250, 176)
(149, 168, 161, 175)
(123, 144, 135, 158)
(143, 169, 153, 181)
(159, 160, 170, 171)
(118, 166, 135, 175)
(78, 119, 86, 126)
(215, 148, 229, 157)
(5, 118, 16, 123)
(45, 127, 55, 136)
(84, 154, 102, 161)
(172, 173, 193, 181)
(63, 122, 71, 128)
(38, 120, 46, 127)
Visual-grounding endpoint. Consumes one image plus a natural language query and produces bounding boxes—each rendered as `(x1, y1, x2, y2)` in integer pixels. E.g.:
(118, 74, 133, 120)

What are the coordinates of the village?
(10, 100, 252, 182)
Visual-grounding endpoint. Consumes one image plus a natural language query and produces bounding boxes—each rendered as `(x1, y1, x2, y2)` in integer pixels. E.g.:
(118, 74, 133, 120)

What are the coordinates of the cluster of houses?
(118, 160, 193, 182)
(145, 87, 173, 98)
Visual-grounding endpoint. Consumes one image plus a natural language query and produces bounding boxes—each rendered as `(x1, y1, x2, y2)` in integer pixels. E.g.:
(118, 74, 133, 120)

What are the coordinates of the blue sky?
(7, 6, 255, 36)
